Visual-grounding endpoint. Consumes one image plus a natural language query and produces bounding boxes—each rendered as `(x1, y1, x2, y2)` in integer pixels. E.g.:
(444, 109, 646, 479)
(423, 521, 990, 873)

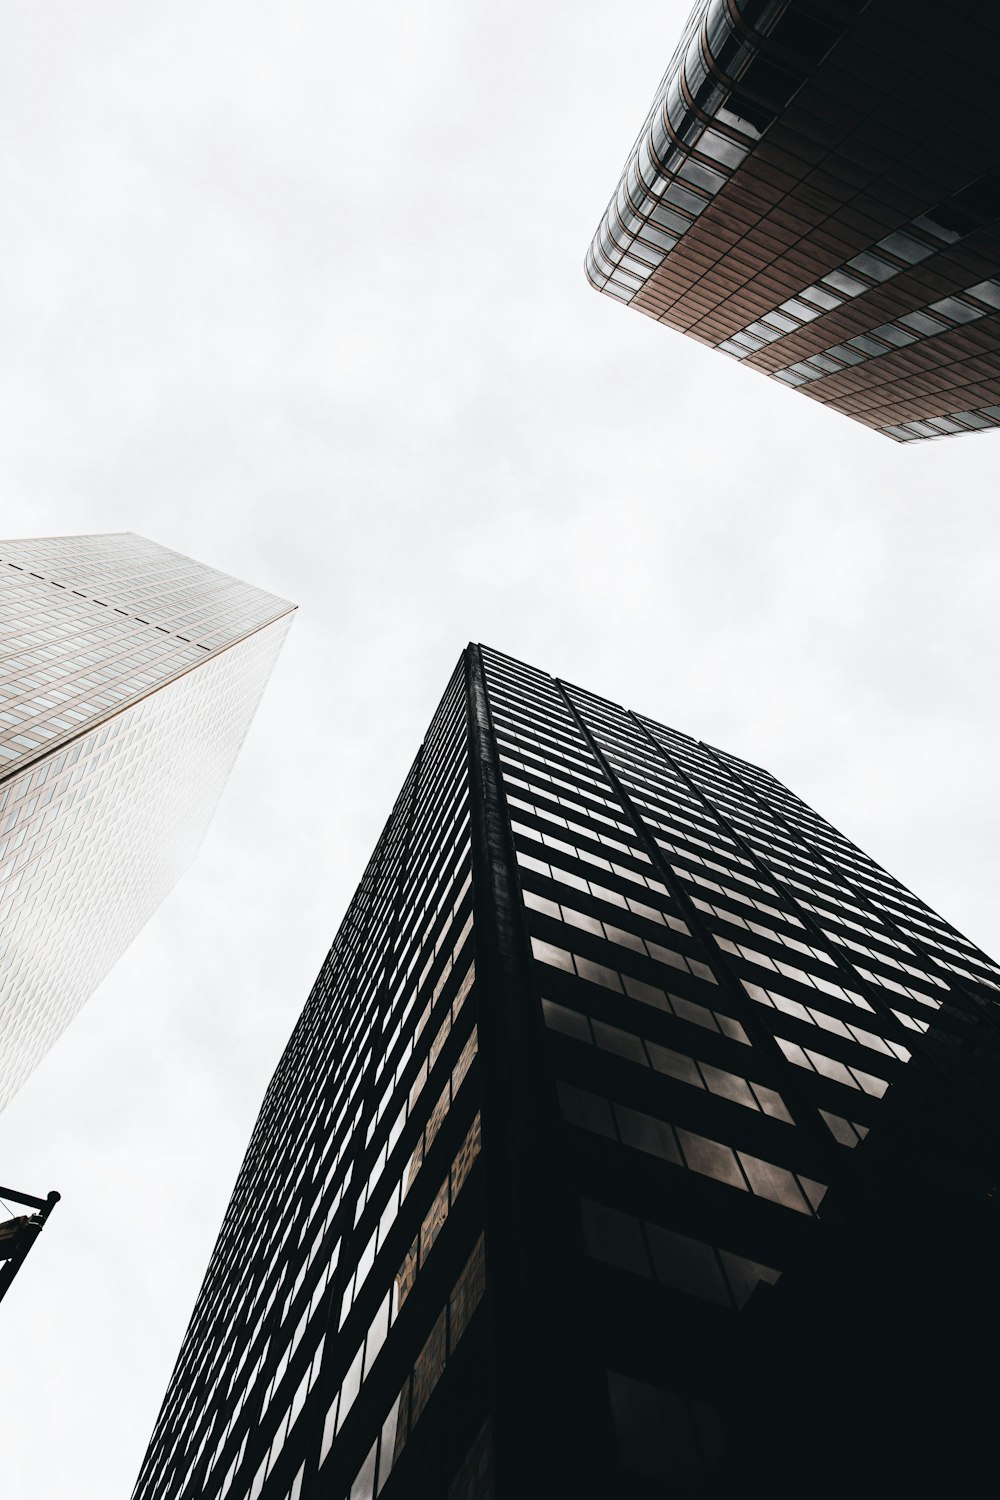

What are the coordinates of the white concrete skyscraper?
(0, 532, 295, 1108)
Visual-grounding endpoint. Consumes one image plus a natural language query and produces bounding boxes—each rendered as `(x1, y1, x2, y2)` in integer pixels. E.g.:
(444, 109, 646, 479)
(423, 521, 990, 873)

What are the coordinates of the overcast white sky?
(0, 2, 998, 1495)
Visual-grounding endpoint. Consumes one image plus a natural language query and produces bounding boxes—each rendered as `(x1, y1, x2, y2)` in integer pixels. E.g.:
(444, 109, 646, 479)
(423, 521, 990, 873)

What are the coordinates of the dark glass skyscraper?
(134, 645, 1000, 1500)
(586, 0, 1000, 442)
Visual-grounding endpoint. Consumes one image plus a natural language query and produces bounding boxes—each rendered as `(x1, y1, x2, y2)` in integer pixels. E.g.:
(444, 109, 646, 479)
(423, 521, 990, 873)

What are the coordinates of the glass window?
(731, 331, 768, 351)
(677, 157, 725, 193)
(575, 956, 623, 992)
(523, 889, 560, 920)
(928, 296, 982, 324)
(699, 1063, 756, 1110)
(649, 202, 691, 234)
(541, 998, 592, 1041)
(798, 1176, 828, 1211)
(530, 936, 573, 972)
(563, 907, 604, 937)
(751, 1083, 793, 1122)
(394, 1239, 418, 1316)
(718, 1250, 781, 1309)
(798, 284, 842, 311)
(671, 995, 717, 1031)
(967, 279, 1000, 309)
(580, 1200, 650, 1277)
(448, 1234, 486, 1350)
(911, 210, 961, 243)
(779, 298, 820, 322)
(870, 323, 917, 348)
(592, 1020, 648, 1065)
(420, 1180, 449, 1266)
(613, 1104, 682, 1164)
(336, 1346, 364, 1433)
(806, 353, 844, 373)
(557, 1080, 616, 1138)
(638, 223, 680, 252)
(364, 1293, 391, 1378)
(451, 1113, 481, 1199)
(248, 1454, 268, 1500)
(663, 182, 707, 216)
(401, 1137, 423, 1200)
(775, 1036, 809, 1069)
(349, 1440, 378, 1500)
(410, 1310, 447, 1425)
(897, 310, 947, 337)
(846, 251, 897, 282)
(645, 1224, 729, 1304)
(876, 230, 933, 264)
(452, 1028, 478, 1093)
(645, 1041, 703, 1088)
(696, 129, 747, 168)
(821, 269, 868, 297)
(376, 1395, 405, 1495)
(823, 344, 865, 366)
(356, 1228, 377, 1287)
(950, 410, 993, 429)
(623, 974, 670, 1010)
(647, 940, 689, 972)
(845, 335, 890, 358)
(737, 1152, 810, 1213)
(805, 1049, 856, 1088)
(851, 1067, 889, 1098)
(676, 1129, 746, 1188)
(716, 1015, 749, 1045)
(424, 1082, 450, 1156)
(606, 1371, 705, 1484)
(604, 922, 647, 954)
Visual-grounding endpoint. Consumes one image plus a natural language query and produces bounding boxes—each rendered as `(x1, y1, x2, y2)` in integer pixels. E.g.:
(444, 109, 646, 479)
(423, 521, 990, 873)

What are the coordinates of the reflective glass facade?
(587, 0, 1000, 441)
(134, 645, 1000, 1500)
(0, 533, 294, 1107)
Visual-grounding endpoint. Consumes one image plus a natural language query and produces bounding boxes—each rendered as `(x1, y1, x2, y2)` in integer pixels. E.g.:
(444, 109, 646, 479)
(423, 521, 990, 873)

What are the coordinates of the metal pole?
(0, 1187, 60, 1307)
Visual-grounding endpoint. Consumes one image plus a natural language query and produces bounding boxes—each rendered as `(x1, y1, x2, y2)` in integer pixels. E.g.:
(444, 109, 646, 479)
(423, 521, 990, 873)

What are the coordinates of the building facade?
(0, 533, 294, 1108)
(586, 0, 1000, 442)
(133, 644, 1000, 1500)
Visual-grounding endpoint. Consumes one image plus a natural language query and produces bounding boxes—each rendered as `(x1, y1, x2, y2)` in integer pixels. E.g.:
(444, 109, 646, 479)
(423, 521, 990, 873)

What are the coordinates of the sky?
(0, 1, 998, 1495)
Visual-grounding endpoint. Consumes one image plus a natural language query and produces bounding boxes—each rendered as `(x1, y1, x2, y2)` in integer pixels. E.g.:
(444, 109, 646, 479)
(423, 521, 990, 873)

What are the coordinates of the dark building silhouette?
(133, 646, 1000, 1500)
(0, 1182, 59, 1306)
(586, 0, 1000, 442)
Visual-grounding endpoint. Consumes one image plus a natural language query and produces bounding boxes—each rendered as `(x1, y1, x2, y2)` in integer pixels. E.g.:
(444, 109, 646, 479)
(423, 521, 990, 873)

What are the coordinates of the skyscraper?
(0, 532, 294, 1108)
(133, 644, 1000, 1500)
(586, 0, 1000, 442)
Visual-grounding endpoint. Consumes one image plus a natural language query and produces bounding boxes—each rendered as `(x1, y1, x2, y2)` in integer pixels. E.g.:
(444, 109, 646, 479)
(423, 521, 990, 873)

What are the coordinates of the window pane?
(646, 1041, 703, 1088)
(349, 1440, 378, 1500)
(607, 1371, 704, 1484)
(737, 1152, 810, 1213)
(645, 1224, 730, 1304)
(719, 1250, 782, 1309)
(557, 1080, 616, 1138)
(410, 1310, 447, 1425)
(700, 1064, 757, 1110)
(581, 1199, 650, 1277)
(541, 999, 592, 1042)
(752, 1083, 793, 1122)
(592, 1019, 648, 1064)
(376, 1394, 405, 1494)
(676, 1129, 746, 1188)
(614, 1105, 682, 1163)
